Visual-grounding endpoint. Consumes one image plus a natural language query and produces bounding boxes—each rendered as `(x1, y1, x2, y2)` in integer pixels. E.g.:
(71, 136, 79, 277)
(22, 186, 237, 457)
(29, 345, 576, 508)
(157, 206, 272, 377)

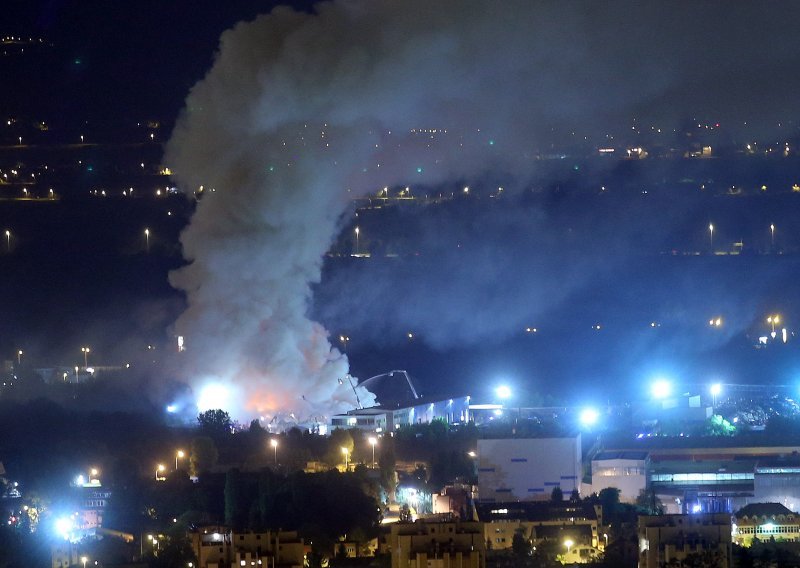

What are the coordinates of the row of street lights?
(155, 449, 186, 481)
(267, 436, 379, 470)
(708, 222, 779, 250)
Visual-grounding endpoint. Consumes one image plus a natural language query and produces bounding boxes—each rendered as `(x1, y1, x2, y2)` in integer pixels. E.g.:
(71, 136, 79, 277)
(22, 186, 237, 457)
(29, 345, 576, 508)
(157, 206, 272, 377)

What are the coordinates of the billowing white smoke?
(164, 0, 693, 422)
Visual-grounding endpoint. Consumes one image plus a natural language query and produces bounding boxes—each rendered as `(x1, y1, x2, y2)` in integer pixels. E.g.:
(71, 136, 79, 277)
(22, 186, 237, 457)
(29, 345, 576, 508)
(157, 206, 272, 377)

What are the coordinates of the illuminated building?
(476, 435, 581, 503)
(388, 518, 485, 568)
(189, 526, 305, 568)
(638, 514, 731, 568)
(733, 503, 800, 546)
(329, 396, 471, 433)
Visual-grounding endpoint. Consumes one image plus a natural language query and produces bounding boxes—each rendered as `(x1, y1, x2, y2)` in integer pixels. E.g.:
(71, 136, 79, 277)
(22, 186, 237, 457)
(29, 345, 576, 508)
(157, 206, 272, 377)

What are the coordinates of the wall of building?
(638, 514, 732, 568)
(591, 458, 646, 503)
(477, 436, 581, 502)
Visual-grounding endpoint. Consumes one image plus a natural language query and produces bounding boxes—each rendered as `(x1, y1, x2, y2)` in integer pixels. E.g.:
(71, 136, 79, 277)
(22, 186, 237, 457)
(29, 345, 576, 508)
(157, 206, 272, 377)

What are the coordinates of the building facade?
(638, 514, 731, 568)
(190, 527, 305, 568)
(733, 503, 800, 546)
(591, 451, 647, 504)
(388, 518, 485, 568)
(477, 436, 581, 503)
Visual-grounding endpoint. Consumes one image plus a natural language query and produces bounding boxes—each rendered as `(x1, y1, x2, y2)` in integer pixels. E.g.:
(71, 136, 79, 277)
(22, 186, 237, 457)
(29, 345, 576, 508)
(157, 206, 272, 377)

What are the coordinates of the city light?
(368, 436, 378, 467)
(270, 439, 278, 464)
(564, 539, 574, 554)
(55, 516, 75, 540)
(579, 407, 599, 427)
(495, 385, 512, 400)
(651, 380, 671, 399)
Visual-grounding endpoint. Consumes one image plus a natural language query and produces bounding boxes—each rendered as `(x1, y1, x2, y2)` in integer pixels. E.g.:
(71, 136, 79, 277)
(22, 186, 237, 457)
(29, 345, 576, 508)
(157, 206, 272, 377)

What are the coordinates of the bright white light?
(691, 504, 701, 513)
(710, 383, 721, 396)
(197, 383, 230, 411)
(493, 408, 503, 416)
(55, 517, 74, 539)
(651, 380, 671, 399)
(580, 408, 599, 426)
(495, 385, 512, 399)
(166, 404, 177, 413)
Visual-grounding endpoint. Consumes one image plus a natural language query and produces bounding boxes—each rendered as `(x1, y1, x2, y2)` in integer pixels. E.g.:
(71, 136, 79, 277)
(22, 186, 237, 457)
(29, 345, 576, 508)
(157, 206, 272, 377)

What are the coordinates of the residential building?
(189, 526, 305, 568)
(733, 503, 800, 546)
(388, 517, 485, 568)
(638, 514, 731, 568)
(476, 501, 602, 562)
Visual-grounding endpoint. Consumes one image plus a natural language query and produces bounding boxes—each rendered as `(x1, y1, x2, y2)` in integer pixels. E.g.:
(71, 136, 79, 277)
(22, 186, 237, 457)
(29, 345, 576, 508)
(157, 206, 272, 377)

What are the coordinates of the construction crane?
(339, 369, 420, 409)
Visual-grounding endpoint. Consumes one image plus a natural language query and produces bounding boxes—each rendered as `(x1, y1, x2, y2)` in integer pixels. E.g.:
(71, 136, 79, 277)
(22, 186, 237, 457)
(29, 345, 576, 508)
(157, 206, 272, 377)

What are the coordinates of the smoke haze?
(165, 0, 800, 420)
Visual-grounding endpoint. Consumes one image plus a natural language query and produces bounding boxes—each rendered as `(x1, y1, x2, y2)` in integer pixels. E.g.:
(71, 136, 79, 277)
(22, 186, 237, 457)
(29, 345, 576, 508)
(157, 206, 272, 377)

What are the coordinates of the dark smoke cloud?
(165, 0, 800, 420)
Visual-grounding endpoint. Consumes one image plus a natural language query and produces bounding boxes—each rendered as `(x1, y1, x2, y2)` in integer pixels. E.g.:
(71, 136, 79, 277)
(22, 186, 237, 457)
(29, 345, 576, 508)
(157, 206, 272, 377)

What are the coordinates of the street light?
(341, 447, 349, 471)
(603, 533, 608, 548)
(4, 229, 9, 252)
(770, 223, 776, 247)
(768, 315, 781, 334)
(651, 380, 671, 399)
(81, 556, 88, 568)
(270, 439, 278, 464)
(354, 226, 360, 255)
(175, 450, 185, 471)
(144, 228, 150, 253)
(17, 350, 22, 365)
(81, 347, 90, 367)
(90, 467, 99, 481)
(155, 464, 165, 481)
(339, 335, 350, 353)
(368, 436, 377, 468)
(708, 223, 714, 252)
(564, 539, 574, 556)
(579, 407, 599, 427)
(495, 385, 512, 400)
(710, 383, 722, 407)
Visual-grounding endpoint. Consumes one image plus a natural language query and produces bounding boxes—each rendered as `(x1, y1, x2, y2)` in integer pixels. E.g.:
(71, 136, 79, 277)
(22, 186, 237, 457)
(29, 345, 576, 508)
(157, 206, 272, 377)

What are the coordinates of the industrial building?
(476, 435, 581, 502)
(329, 395, 471, 433)
(596, 442, 800, 514)
(590, 451, 648, 503)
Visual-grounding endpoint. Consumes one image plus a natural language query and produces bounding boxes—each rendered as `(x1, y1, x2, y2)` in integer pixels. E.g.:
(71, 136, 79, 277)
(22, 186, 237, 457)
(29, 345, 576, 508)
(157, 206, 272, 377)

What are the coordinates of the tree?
(512, 529, 532, 558)
(189, 436, 219, 476)
(598, 487, 621, 520)
(326, 429, 354, 467)
(224, 468, 247, 530)
(705, 415, 736, 436)
(197, 409, 233, 437)
(550, 486, 563, 502)
(635, 488, 664, 515)
(379, 436, 397, 499)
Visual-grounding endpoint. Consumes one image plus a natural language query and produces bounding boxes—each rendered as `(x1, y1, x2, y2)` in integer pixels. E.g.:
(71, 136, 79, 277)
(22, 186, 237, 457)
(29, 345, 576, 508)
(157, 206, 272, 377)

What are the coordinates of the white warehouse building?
(477, 435, 582, 502)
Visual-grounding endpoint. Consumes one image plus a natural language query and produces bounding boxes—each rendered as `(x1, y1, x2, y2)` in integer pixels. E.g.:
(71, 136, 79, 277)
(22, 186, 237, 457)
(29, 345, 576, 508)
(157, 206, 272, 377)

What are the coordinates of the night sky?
(3, 1, 800, 419)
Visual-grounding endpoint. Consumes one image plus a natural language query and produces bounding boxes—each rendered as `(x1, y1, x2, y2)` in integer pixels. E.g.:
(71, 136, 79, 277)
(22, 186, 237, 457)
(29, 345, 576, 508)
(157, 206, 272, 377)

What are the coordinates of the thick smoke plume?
(165, 0, 800, 421)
